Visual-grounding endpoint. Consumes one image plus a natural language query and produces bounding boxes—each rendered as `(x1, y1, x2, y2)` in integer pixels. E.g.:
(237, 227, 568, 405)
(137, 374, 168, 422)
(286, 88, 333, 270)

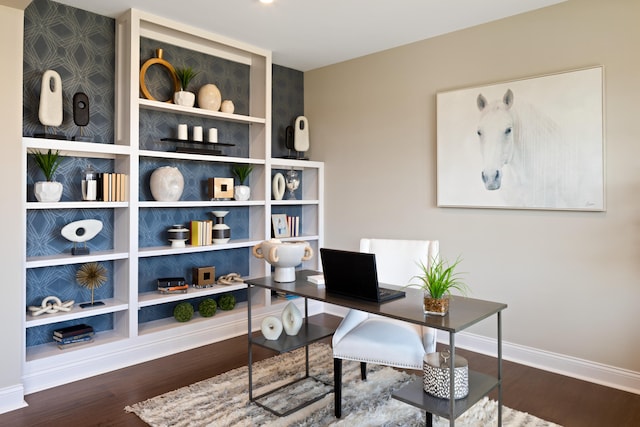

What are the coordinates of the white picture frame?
(271, 214, 290, 238)
(436, 66, 605, 211)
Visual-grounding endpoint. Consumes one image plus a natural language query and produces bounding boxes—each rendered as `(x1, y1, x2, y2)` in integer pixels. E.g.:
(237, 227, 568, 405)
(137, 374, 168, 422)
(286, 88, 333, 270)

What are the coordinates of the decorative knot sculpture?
(28, 296, 74, 316)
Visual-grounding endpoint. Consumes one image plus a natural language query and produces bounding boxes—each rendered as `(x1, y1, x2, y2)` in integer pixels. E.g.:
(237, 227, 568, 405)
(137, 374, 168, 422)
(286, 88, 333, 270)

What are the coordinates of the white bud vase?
(220, 100, 235, 113)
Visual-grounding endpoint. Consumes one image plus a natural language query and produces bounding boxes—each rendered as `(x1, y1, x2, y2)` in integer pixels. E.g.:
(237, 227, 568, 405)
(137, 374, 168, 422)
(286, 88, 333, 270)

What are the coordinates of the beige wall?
(0, 1, 29, 410)
(305, 0, 640, 372)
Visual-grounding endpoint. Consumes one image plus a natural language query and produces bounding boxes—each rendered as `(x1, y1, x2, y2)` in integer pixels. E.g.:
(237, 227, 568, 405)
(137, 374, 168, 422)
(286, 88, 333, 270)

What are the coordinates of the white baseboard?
(0, 384, 27, 415)
(23, 299, 323, 395)
(442, 331, 640, 395)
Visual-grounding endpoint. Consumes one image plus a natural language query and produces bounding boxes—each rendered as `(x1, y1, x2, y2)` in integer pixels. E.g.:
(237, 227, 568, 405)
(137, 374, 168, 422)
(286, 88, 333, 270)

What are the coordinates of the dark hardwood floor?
(2, 314, 639, 426)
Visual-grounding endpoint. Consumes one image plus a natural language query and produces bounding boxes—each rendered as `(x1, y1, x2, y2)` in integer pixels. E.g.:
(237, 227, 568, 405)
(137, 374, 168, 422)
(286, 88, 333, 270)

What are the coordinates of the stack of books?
(97, 172, 128, 202)
(157, 277, 188, 294)
(287, 216, 300, 237)
(272, 290, 300, 300)
(190, 220, 213, 246)
(53, 323, 95, 350)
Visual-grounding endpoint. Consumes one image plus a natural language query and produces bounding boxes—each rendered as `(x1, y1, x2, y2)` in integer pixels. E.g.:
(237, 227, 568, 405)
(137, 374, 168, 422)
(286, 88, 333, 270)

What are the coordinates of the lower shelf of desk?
(250, 323, 335, 353)
(392, 371, 499, 419)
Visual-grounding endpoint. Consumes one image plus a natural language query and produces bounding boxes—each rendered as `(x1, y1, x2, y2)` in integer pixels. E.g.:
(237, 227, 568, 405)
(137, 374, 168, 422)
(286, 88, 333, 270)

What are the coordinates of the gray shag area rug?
(125, 343, 561, 427)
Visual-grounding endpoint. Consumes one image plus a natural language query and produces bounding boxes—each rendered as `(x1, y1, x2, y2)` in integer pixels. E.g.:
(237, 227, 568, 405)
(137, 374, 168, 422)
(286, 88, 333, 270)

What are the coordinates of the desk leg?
(426, 411, 433, 427)
(305, 298, 309, 378)
(247, 284, 253, 401)
(498, 311, 503, 427)
(449, 332, 456, 427)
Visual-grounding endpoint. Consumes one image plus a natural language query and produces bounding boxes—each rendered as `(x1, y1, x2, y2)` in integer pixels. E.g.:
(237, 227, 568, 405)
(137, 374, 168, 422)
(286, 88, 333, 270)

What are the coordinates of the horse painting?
(475, 89, 579, 208)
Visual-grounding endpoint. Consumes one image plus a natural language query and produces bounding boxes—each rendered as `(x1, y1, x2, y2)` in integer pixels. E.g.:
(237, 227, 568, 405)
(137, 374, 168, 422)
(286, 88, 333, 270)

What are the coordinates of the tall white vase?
(211, 211, 231, 244)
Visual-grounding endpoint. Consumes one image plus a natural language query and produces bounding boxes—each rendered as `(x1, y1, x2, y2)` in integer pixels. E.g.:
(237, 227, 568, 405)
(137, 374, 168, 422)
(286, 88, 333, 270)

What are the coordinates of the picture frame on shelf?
(271, 214, 290, 238)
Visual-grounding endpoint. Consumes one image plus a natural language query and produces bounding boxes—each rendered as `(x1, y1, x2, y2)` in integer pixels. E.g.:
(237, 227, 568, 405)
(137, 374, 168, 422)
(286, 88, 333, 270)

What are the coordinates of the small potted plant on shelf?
(173, 66, 199, 107)
(30, 148, 63, 202)
(409, 256, 468, 316)
(232, 163, 253, 201)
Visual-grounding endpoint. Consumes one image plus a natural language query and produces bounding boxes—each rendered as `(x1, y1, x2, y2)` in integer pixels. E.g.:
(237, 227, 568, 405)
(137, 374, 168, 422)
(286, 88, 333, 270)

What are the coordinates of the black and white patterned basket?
(423, 352, 469, 399)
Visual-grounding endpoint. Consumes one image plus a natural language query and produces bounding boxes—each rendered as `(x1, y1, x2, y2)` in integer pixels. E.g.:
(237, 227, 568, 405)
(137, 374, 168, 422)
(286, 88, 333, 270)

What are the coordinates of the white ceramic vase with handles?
(252, 239, 313, 282)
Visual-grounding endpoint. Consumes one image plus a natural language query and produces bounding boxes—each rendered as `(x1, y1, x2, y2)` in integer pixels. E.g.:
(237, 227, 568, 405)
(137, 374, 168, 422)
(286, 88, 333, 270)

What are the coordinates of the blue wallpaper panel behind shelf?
(23, 0, 115, 143)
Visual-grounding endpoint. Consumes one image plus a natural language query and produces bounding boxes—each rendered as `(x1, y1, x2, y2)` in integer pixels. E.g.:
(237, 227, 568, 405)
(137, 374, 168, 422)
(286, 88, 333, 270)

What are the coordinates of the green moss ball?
(198, 299, 217, 317)
(218, 293, 236, 311)
(173, 302, 194, 322)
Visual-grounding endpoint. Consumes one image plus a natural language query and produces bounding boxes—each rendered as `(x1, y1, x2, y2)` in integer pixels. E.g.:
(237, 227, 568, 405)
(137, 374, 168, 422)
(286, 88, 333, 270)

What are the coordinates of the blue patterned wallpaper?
(23, 0, 115, 143)
(272, 65, 305, 158)
(23, 0, 304, 346)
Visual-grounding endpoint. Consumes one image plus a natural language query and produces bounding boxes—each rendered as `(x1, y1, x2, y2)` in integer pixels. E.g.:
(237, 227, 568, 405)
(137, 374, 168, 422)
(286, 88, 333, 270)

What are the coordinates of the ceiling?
(52, 0, 565, 72)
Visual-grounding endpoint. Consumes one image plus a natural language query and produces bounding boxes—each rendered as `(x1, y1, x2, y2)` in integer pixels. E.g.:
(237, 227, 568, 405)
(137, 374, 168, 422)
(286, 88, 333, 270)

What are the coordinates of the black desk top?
(247, 270, 507, 333)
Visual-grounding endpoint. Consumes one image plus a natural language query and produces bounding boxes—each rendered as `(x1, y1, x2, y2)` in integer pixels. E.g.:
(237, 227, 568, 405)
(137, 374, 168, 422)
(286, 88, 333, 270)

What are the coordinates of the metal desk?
(246, 270, 507, 426)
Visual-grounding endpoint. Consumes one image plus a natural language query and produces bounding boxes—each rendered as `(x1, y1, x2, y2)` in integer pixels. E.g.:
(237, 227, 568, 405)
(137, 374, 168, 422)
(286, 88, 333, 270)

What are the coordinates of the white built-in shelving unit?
(21, 9, 323, 393)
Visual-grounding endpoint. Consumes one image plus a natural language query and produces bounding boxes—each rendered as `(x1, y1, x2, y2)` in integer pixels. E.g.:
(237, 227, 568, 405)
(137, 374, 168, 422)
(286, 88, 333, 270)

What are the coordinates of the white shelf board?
(26, 250, 130, 268)
(138, 149, 266, 164)
(137, 301, 250, 336)
(138, 200, 265, 208)
(25, 329, 124, 362)
(138, 282, 247, 308)
(25, 298, 129, 328)
(271, 199, 319, 206)
(26, 201, 128, 210)
(139, 98, 266, 124)
(138, 239, 263, 257)
(23, 137, 130, 157)
(270, 158, 324, 170)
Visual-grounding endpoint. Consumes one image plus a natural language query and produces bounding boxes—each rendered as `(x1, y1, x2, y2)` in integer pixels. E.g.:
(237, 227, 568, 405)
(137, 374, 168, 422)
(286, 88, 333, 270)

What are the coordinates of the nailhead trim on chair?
(333, 353, 422, 370)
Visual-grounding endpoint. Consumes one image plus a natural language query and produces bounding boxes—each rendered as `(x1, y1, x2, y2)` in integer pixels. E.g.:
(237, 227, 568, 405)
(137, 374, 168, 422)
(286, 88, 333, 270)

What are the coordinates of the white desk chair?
(332, 238, 439, 418)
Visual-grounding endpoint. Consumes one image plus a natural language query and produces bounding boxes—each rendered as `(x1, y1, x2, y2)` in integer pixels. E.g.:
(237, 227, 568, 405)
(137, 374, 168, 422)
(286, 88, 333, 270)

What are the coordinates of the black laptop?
(320, 248, 406, 303)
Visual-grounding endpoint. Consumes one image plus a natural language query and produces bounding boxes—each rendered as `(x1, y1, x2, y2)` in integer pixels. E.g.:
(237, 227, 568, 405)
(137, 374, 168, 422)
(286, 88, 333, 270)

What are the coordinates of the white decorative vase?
(234, 185, 250, 201)
(173, 91, 195, 107)
(167, 224, 190, 248)
(252, 239, 314, 282)
(198, 84, 222, 111)
(261, 316, 283, 340)
(211, 211, 231, 244)
(34, 181, 63, 202)
(149, 166, 184, 201)
(220, 100, 235, 114)
(282, 301, 303, 336)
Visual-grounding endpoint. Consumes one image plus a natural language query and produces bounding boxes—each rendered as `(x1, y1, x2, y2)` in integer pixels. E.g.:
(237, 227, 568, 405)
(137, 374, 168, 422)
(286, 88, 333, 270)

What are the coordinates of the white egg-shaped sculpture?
(198, 84, 222, 111)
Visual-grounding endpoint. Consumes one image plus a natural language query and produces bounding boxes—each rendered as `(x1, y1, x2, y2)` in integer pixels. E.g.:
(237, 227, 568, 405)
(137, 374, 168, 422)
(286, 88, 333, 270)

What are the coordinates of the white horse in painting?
(476, 89, 578, 208)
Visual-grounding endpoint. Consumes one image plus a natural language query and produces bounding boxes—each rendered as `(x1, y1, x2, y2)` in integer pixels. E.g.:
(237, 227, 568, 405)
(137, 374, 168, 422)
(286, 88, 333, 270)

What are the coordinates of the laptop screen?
(320, 248, 382, 302)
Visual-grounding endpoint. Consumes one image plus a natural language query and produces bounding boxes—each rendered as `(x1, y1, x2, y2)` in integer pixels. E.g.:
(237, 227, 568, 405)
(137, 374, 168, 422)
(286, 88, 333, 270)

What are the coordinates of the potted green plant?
(173, 66, 199, 107)
(30, 148, 63, 202)
(231, 163, 253, 201)
(409, 256, 468, 316)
